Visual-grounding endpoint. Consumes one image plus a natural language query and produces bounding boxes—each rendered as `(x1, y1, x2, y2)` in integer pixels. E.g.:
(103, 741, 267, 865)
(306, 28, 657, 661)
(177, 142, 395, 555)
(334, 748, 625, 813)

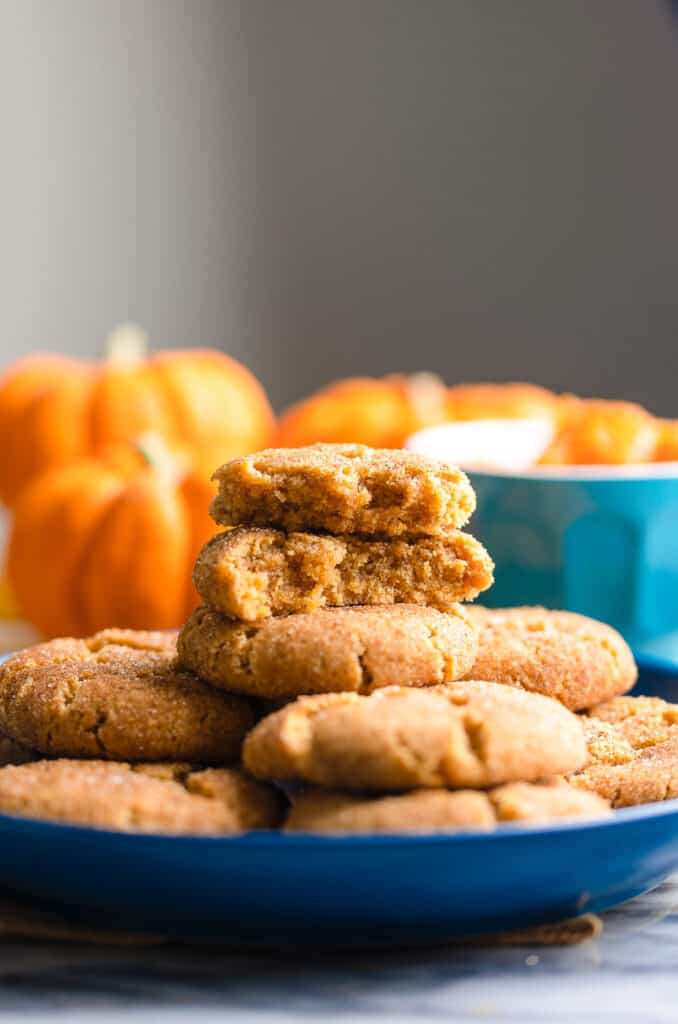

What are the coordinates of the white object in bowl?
(406, 418, 555, 472)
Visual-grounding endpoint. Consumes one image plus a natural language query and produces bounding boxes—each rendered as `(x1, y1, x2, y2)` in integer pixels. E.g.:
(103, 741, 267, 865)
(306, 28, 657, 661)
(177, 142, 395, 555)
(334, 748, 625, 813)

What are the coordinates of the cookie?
(587, 695, 678, 748)
(178, 603, 478, 699)
(210, 443, 475, 537)
(194, 527, 493, 621)
(0, 630, 255, 763)
(578, 717, 635, 767)
(571, 695, 678, 807)
(0, 760, 283, 834)
(571, 735, 678, 808)
(463, 606, 636, 710)
(285, 781, 609, 833)
(243, 681, 587, 790)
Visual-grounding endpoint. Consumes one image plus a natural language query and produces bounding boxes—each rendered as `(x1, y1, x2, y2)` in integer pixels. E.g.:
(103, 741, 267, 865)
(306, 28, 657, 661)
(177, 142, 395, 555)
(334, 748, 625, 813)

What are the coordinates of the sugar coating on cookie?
(194, 527, 494, 621)
(285, 781, 609, 833)
(587, 695, 678, 749)
(0, 630, 255, 763)
(463, 606, 637, 710)
(210, 443, 475, 537)
(178, 604, 478, 699)
(243, 680, 587, 790)
(571, 694, 678, 807)
(571, 734, 678, 808)
(0, 760, 283, 834)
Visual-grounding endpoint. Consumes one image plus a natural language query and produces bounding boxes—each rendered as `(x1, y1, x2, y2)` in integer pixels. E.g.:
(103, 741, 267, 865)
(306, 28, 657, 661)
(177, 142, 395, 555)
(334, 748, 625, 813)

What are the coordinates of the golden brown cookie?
(579, 717, 635, 767)
(210, 443, 475, 537)
(571, 694, 678, 807)
(0, 760, 283, 834)
(463, 606, 636, 710)
(571, 735, 678, 808)
(587, 695, 678, 748)
(0, 630, 255, 763)
(285, 781, 609, 833)
(243, 681, 587, 790)
(194, 527, 493, 621)
(178, 604, 478, 699)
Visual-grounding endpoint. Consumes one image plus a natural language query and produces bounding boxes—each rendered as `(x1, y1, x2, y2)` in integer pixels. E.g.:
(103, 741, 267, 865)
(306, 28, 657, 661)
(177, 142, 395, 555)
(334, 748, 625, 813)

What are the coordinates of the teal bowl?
(469, 466, 678, 660)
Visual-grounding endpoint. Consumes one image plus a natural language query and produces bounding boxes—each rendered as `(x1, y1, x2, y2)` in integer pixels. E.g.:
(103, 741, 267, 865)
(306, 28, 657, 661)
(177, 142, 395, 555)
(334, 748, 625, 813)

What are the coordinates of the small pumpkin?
(540, 398, 659, 465)
(653, 419, 678, 462)
(0, 326, 274, 507)
(446, 382, 557, 422)
(273, 374, 449, 449)
(7, 435, 219, 638)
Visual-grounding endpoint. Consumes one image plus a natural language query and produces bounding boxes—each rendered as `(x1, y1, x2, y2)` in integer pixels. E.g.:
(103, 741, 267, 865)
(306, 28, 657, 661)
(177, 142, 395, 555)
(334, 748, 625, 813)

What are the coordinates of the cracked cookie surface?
(571, 695, 678, 807)
(194, 527, 493, 621)
(0, 630, 255, 763)
(210, 443, 475, 537)
(243, 680, 587, 790)
(285, 781, 610, 833)
(463, 606, 636, 710)
(0, 759, 283, 834)
(178, 604, 478, 699)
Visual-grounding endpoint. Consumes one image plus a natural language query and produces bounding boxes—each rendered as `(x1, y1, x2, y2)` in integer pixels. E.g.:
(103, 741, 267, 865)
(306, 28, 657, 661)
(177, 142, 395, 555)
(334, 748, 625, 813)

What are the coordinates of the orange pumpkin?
(653, 419, 678, 462)
(446, 382, 557, 422)
(0, 327, 274, 507)
(273, 374, 449, 449)
(540, 399, 659, 465)
(7, 435, 219, 638)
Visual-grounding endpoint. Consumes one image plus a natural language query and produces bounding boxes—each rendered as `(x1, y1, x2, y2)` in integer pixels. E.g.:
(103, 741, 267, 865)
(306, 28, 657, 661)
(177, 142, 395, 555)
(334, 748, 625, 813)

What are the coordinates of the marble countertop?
(0, 878, 676, 1024)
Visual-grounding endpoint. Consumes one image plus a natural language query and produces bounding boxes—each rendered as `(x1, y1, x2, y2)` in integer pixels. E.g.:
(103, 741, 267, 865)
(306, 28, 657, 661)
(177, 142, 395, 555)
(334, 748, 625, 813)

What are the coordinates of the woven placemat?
(0, 893, 602, 948)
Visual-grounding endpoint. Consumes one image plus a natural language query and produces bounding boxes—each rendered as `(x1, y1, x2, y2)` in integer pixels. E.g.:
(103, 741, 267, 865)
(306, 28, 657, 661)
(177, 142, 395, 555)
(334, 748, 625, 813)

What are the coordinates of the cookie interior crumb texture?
(194, 527, 494, 621)
(210, 443, 476, 537)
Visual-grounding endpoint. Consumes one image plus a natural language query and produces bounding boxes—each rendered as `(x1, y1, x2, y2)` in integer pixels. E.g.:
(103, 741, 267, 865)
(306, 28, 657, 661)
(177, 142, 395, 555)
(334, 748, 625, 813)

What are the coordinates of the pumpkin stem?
(134, 432, 182, 483)
(106, 323, 148, 365)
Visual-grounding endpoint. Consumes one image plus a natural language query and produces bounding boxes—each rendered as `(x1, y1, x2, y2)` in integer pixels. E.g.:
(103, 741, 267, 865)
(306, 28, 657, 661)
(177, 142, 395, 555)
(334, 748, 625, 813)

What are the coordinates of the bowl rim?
(467, 462, 678, 482)
(406, 419, 678, 481)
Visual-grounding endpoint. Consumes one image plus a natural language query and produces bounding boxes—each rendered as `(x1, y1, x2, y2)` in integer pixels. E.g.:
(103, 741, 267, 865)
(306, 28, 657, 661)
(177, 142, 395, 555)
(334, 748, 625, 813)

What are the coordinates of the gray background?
(1, 0, 677, 412)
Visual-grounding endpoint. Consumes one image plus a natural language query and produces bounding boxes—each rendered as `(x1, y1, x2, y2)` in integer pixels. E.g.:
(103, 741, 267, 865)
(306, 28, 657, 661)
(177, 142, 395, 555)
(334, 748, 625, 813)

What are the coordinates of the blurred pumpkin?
(653, 419, 678, 462)
(0, 326, 274, 507)
(540, 399, 659, 465)
(446, 382, 557, 422)
(273, 374, 449, 449)
(0, 574, 19, 620)
(7, 434, 219, 638)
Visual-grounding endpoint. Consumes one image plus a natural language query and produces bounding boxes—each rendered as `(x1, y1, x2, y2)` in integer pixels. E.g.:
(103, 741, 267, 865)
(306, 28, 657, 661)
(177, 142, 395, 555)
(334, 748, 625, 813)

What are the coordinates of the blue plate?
(0, 653, 677, 948)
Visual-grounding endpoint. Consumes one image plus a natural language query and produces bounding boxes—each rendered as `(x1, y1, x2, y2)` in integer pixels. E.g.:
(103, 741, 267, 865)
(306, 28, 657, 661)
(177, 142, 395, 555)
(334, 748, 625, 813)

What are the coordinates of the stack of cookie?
(0, 444, 658, 836)
(178, 444, 493, 700)
(175, 444, 608, 832)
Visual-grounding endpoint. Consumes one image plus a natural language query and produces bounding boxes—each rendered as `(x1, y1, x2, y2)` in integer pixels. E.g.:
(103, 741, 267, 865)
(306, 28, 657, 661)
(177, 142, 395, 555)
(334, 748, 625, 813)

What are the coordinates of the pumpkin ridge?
(67, 478, 130, 637)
